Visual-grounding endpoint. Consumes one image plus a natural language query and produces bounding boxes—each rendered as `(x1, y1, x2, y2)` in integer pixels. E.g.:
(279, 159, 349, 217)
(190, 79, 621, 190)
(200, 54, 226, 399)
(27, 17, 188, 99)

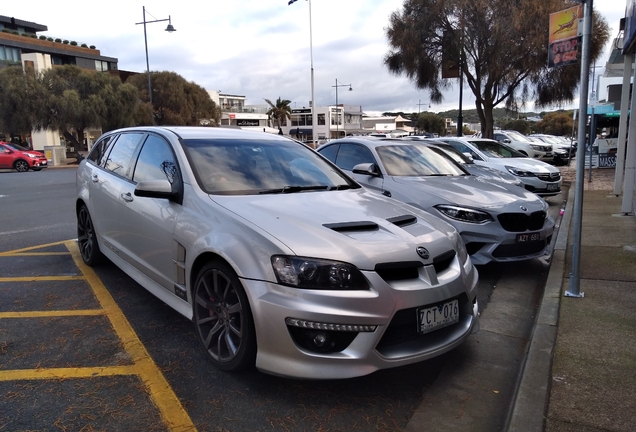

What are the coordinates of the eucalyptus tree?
(0, 66, 49, 137)
(384, 0, 610, 138)
(264, 97, 292, 129)
(126, 71, 221, 126)
(416, 112, 446, 135)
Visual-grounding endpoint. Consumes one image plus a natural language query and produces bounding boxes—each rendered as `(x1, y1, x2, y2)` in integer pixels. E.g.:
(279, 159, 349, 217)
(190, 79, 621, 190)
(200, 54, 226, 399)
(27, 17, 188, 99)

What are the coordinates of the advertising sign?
(549, 6, 582, 44)
(548, 36, 580, 68)
(624, 0, 636, 54)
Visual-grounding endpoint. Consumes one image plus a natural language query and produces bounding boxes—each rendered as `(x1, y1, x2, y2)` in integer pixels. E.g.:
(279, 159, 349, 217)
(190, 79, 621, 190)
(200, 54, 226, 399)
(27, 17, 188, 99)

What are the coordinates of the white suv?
(489, 130, 552, 159)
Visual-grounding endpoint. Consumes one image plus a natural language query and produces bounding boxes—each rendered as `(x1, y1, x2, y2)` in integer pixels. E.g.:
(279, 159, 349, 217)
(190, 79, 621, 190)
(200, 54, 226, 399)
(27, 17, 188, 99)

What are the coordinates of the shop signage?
(236, 119, 259, 126)
(548, 6, 583, 69)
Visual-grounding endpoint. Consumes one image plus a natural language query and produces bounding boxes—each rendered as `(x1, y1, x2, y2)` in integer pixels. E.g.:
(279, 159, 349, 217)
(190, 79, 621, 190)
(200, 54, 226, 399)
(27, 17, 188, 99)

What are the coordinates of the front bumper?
(242, 255, 479, 379)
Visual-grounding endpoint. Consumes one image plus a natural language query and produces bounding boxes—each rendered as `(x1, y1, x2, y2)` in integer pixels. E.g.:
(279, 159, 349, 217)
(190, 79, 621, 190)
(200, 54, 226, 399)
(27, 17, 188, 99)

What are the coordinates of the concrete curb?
(505, 185, 575, 432)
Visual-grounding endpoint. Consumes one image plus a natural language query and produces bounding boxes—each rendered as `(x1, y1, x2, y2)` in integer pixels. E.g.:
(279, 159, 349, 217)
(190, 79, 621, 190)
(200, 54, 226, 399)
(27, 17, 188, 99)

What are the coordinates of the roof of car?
(105, 126, 294, 142)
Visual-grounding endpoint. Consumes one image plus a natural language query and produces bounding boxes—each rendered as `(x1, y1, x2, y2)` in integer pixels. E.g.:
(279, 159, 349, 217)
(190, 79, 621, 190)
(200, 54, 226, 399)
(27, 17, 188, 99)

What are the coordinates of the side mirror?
(134, 179, 177, 200)
(503, 138, 511, 144)
(352, 162, 380, 177)
(463, 152, 473, 161)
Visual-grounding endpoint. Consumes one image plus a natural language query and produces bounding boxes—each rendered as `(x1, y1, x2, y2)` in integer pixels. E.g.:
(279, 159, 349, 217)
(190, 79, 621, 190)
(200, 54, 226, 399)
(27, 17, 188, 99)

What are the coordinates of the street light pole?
(136, 6, 176, 107)
(332, 79, 352, 139)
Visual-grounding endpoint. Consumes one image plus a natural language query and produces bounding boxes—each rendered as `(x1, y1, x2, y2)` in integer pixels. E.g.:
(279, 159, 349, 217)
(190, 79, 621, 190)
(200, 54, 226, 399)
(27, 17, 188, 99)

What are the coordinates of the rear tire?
(77, 205, 104, 266)
(193, 261, 257, 372)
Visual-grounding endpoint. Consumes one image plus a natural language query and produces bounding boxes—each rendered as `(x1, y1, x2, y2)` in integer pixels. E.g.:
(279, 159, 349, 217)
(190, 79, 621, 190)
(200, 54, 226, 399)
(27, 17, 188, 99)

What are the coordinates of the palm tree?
(264, 97, 292, 129)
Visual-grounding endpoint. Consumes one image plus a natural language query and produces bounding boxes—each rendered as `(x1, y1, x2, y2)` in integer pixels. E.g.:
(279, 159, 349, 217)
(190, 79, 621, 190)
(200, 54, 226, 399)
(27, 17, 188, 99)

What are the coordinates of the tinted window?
(317, 144, 339, 163)
(103, 133, 144, 179)
(87, 135, 115, 165)
(444, 141, 482, 161)
(133, 135, 179, 184)
(335, 144, 376, 170)
(376, 144, 465, 176)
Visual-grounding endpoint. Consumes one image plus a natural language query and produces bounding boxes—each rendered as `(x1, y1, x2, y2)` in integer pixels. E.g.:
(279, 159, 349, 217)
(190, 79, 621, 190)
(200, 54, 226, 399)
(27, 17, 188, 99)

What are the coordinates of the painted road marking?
(0, 240, 196, 431)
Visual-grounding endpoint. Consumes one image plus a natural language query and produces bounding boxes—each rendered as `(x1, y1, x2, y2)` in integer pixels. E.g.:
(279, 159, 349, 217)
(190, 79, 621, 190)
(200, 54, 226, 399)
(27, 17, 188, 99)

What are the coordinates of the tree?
(534, 111, 574, 136)
(0, 66, 49, 136)
(264, 97, 292, 128)
(501, 119, 532, 135)
(384, 0, 610, 139)
(126, 71, 221, 126)
(416, 112, 446, 135)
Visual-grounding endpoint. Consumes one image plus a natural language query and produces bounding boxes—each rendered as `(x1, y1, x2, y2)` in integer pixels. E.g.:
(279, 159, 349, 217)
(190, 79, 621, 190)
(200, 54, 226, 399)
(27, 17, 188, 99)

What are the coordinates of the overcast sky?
(4, 1, 628, 115)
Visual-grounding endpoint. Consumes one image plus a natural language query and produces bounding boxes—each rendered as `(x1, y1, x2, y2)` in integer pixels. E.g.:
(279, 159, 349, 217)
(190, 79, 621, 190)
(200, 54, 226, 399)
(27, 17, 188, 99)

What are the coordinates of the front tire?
(193, 261, 257, 372)
(14, 160, 29, 172)
(77, 205, 104, 266)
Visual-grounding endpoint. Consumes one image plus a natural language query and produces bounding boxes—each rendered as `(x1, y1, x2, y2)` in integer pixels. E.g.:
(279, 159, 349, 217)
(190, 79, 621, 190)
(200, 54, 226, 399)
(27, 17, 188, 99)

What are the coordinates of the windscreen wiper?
(258, 185, 330, 194)
(328, 184, 352, 190)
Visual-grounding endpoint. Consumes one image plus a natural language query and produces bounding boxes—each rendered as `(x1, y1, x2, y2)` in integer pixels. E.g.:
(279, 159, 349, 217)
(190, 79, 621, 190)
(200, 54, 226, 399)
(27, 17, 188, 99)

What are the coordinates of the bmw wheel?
(193, 261, 256, 371)
(77, 205, 104, 266)
(14, 160, 29, 172)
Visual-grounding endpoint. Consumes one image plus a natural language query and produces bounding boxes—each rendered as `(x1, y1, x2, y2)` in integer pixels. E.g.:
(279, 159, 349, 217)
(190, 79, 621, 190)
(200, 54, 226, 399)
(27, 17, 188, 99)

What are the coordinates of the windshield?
(182, 138, 357, 194)
(376, 144, 467, 176)
(505, 131, 533, 142)
(468, 140, 525, 158)
(430, 144, 473, 164)
(4, 143, 29, 151)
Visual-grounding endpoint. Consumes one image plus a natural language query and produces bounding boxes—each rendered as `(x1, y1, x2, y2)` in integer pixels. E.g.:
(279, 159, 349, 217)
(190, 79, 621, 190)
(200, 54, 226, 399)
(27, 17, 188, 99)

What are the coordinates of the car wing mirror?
(503, 138, 511, 144)
(134, 179, 176, 200)
(352, 162, 380, 177)
(463, 152, 473, 161)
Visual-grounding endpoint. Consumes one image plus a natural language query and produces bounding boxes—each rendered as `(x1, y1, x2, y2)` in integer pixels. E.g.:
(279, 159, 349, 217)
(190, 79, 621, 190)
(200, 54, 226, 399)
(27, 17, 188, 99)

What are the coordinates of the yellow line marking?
(64, 240, 196, 431)
(0, 310, 104, 318)
(3, 252, 71, 256)
(0, 276, 84, 283)
(0, 366, 138, 382)
(0, 239, 73, 256)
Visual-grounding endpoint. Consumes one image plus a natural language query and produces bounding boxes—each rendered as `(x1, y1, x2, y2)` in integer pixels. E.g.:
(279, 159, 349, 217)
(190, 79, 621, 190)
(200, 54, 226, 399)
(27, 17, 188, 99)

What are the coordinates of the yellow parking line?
(0, 239, 73, 256)
(6, 252, 71, 256)
(0, 310, 104, 318)
(0, 365, 137, 382)
(0, 276, 84, 283)
(64, 240, 196, 431)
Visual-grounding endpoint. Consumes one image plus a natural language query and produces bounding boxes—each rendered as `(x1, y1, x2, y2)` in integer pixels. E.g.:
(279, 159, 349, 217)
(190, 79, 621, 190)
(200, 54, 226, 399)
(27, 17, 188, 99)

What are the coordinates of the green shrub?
(11, 30, 19, 35)
(39, 35, 47, 40)
(62, 40, 69, 44)
(47, 37, 54, 41)
(70, 41, 77, 46)
(29, 34, 37, 38)
(55, 38, 62, 43)
(0, 29, 9, 33)
(81, 43, 88, 48)
(89, 45, 96, 49)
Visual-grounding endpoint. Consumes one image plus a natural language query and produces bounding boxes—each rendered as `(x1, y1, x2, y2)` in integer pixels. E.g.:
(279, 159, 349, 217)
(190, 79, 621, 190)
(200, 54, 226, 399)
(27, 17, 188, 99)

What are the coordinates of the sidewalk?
(508, 165, 636, 431)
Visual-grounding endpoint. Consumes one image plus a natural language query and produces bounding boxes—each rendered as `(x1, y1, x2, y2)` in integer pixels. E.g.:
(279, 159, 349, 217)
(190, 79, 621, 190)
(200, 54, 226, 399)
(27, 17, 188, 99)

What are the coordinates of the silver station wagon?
(76, 127, 479, 379)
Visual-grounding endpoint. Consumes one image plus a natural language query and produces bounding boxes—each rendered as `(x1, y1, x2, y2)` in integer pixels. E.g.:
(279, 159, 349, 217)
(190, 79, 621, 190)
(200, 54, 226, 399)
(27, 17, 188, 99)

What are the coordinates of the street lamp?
(332, 79, 352, 139)
(135, 6, 176, 106)
(417, 99, 431, 114)
(289, 0, 317, 148)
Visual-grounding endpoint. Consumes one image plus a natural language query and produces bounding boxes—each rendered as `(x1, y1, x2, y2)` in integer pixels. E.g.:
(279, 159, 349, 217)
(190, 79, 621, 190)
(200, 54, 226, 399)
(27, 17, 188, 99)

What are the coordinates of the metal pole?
(308, 0, 317, 148)
(566, 0, 593, 298)
(143, 6, 152, 106)
(614, 52, 633, 196)
(335, 79, 339, 139)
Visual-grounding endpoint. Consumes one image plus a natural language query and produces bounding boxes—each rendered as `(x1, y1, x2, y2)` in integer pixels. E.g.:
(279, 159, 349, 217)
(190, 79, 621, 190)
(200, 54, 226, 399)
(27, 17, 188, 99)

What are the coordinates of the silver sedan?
(76, 126, 479, 379)
(317, 137, 555, 266)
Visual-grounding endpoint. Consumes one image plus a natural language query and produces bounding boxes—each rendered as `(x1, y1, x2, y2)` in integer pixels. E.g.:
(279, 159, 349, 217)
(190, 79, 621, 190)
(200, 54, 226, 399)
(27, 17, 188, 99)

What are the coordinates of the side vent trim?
(323, 221, 379, 232)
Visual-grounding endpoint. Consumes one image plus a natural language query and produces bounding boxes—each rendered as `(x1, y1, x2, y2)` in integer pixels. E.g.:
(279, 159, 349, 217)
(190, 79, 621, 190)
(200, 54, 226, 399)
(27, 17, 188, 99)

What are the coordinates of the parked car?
(317, 137, 555, 266)
(529, 134, 576, 165)
(435, 137, 563, 197)
(0, 142, 48, 172)
(484, 130, 552, 160)
(401, 137, 525, 188)
(76, 126, 479, 379)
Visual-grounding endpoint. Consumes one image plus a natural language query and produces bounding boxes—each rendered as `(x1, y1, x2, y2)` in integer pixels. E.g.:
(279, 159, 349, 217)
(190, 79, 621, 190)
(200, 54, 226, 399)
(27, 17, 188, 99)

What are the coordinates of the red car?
(0, 142, 48, 172)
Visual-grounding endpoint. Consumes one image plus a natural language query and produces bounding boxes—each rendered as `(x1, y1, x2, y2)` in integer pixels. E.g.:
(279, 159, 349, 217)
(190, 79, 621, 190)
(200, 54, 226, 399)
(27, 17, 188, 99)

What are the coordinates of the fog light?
(313, 332, 328, 347)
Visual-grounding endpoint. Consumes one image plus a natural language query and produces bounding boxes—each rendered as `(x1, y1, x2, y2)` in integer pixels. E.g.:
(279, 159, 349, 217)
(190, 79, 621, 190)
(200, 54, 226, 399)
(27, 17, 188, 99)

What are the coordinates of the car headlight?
(435, 205, 492, 224)
(529, 144, 543, 151)
(450, 230, 468, 264)
(505, 165, 535, 177)
(271, 256, 369, 290)
(25, 153, 40, 158)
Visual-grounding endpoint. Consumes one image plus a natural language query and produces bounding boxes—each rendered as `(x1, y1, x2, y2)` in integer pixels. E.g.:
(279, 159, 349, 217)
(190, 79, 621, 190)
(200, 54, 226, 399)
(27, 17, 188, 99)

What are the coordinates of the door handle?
(382, 190, 392, 197)
(91, 174, 99, 183)
(121, 192, 134, 202)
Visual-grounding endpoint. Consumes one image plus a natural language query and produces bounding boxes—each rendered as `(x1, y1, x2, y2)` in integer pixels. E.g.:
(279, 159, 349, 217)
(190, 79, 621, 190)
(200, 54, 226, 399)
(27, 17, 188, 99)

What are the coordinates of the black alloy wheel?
(77, 205, 104, 266)
(193, 261, 256, 371)
(14, 160, 29, 172)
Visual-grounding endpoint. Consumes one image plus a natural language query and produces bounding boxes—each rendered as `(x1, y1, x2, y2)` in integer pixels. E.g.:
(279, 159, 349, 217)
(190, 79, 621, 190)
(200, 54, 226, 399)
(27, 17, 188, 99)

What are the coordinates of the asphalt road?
(0, 167, 566, 431)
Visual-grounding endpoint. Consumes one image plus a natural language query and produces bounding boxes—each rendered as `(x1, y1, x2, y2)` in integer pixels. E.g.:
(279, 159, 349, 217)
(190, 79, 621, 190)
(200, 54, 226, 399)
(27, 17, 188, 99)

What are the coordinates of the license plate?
(547, 183, 559, 191)
(517, 232, 540, 242)
(417, 299, 459, 334)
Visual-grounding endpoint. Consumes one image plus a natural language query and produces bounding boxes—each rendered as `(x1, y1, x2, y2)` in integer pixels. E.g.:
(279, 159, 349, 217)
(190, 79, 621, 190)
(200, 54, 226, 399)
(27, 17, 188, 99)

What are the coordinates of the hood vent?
(386, 214, 417, 227)
(323, 221, 379, 232)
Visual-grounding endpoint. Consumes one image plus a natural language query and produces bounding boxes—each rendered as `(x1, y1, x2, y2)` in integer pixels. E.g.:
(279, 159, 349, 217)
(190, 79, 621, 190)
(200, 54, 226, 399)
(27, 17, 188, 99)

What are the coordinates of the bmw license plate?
(517, 232, 540, 242)
(417, 299, 459, 334)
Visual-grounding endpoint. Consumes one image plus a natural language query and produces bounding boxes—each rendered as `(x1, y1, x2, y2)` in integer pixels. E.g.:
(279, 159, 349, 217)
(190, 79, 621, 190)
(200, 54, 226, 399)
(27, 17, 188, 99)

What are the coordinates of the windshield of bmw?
(376, 144, 467, 177)
(468, 140, 525, 158)
(182, 138, 359, 194)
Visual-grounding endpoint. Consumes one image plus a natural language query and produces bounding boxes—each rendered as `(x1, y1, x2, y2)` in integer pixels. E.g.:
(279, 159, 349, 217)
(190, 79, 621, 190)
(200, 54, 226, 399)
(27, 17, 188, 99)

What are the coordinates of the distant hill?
(381, 108, 546, 123)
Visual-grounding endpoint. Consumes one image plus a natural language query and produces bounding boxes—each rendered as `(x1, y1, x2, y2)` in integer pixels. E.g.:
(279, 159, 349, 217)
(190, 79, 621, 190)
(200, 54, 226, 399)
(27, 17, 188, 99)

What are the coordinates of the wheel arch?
(189, 252, 236, 299)
(13, 158, 30, 170)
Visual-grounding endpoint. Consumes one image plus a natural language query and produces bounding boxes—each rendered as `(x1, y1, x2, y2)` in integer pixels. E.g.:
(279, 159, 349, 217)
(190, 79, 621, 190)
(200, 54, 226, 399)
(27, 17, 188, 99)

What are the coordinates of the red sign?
(548, 36, 580, 68)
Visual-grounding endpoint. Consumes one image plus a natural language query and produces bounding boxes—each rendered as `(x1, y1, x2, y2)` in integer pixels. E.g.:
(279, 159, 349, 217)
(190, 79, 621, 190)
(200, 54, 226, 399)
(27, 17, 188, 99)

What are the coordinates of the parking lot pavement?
(0, 240, 195, 431)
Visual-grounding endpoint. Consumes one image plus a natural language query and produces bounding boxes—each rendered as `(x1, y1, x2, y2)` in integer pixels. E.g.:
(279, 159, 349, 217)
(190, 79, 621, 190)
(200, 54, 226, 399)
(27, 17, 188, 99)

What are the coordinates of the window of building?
(0, 46, 21, 64)
(95, 60, 109, 72)
(318, 114, 326, 125)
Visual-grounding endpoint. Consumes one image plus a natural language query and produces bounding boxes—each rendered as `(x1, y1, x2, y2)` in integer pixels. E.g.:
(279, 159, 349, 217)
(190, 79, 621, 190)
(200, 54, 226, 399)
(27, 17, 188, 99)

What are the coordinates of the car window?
(103, 133, 145, 179)
(87, 135, 115, 166)
(335, 143, 376, 170)
(132, 134, 180, 184)
(376, 144, 466, 176)
(182, 138, 355, 194)
(470, 140, 524, 158)
(444, 140, 482, 161)
(317, 144, 339, 163)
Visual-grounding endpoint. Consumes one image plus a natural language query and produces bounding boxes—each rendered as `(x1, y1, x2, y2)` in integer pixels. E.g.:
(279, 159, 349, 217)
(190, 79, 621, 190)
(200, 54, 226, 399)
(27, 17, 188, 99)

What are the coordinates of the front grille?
(433, 250, 455, 273)
(497, 211, 546, 232)
(537, 172, 561, 182)
(374, 261, 422, 281)
(375, 294, 469, 355)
